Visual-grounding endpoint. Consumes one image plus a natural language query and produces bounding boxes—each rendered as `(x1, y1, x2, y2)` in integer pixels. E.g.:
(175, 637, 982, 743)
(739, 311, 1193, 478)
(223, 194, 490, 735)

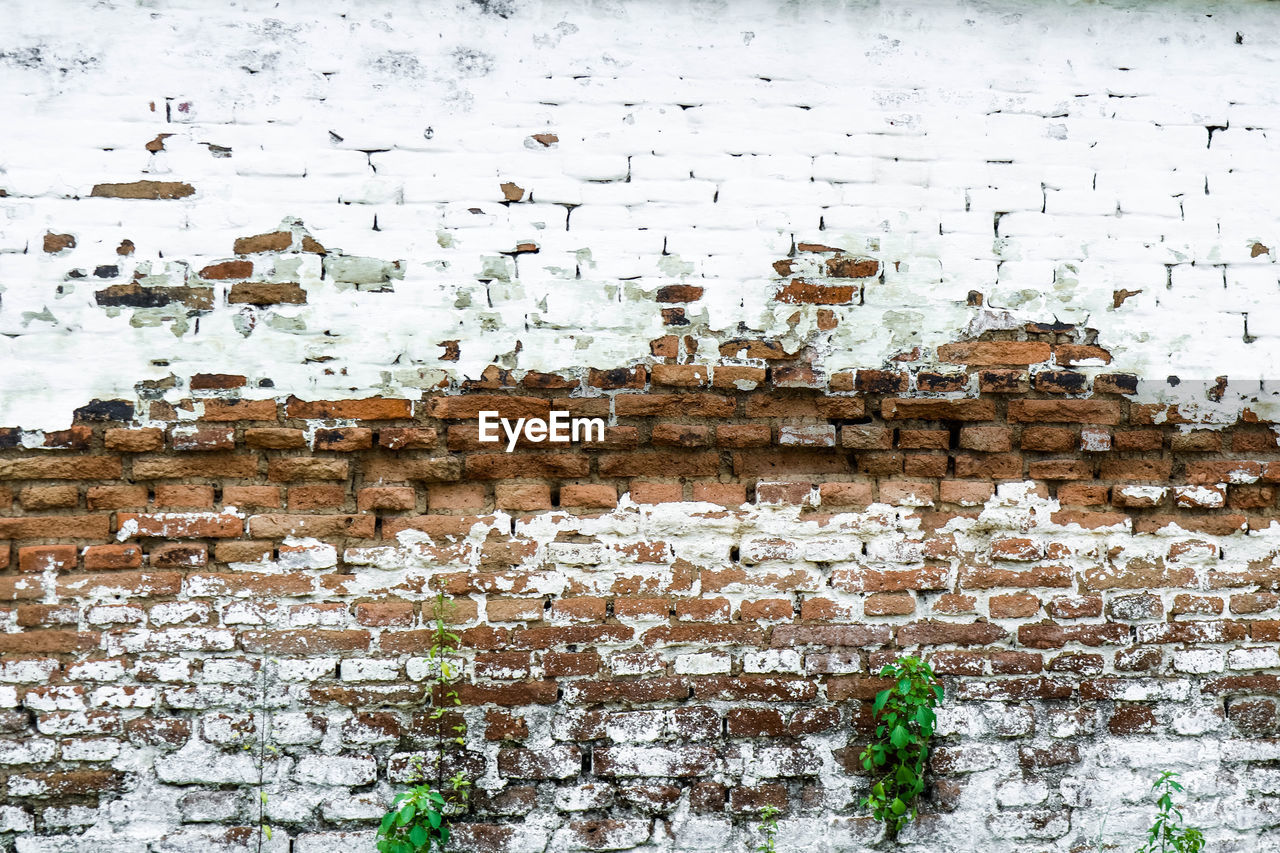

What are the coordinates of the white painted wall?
(2, 0, 1279, 428)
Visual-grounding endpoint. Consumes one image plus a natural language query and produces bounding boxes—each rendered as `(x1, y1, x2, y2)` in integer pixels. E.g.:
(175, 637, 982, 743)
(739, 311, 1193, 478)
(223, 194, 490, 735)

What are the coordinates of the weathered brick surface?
(4, 2, 1280, 850)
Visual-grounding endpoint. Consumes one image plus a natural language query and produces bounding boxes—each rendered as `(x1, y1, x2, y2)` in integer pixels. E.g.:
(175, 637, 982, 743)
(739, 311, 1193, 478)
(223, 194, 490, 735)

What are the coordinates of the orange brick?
(154, 485, 215, 508)
(244, 428, 306, 449)
(104, 428, 164, 452)
(83, 544, 143, 571)
(199, 399, 277, 421)
(151, 543, 208, 569)
(379, 428, 439, 450)
(692, 483, 746, 507)
(716, 424, 771, 448)
(561, 485, 618, 509)
(865, 593, 915, 616)
(286, 397, 412, 420)
(651, 364, 709, 387)
(288, 485, 346, 510)
(428, 484, 486, 511)
(222, 486, 281, 508)
(879, 481, 936, 505)
(939, 481, 993, 506)
(818, 482, 873, 506)
(314, 427, 373, 451)
(495, 484, 551, 512)
(87, 485, 148, 510)
(355, 601, 415, 627)
(937, 341, 1050, 365)
(116, 513, 243, 539)
(629, 483, 683, 504)
(268, 458, 349, 482)
(20, 486, 78, 510)
(358, 487, 417, 512)
(18, 545, 78, 573)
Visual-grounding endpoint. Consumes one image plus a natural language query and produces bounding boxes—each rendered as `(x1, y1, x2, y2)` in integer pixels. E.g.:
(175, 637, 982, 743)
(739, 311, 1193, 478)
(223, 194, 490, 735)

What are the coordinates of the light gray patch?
(370, 50, 423, 77)
(452, 48, 494, 78)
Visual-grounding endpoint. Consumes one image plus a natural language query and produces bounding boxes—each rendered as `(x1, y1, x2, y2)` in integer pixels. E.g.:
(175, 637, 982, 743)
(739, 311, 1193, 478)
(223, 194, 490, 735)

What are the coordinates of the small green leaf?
(410, 824, 429, 848)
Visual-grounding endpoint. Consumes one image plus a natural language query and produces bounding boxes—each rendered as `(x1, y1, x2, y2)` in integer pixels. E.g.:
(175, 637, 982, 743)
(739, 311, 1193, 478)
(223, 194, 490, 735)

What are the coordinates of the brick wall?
(5, 0, 1280, 851)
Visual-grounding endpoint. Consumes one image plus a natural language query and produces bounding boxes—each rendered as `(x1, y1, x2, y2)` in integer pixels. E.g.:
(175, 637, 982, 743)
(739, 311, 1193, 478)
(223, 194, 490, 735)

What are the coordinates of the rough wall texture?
(4, 1, 1280, 851)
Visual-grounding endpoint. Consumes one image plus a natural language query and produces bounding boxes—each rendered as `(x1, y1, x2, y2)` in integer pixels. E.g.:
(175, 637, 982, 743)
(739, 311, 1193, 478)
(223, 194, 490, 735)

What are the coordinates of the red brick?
(776, 279, 857, 304)
(989, 593, 1041, 619)
(358, 486, 416, 512)
(199, 399, 277, 421)
(882, 399, 995, 421)
(314, 427, 373, 451)
(222, 486, 281, 508)
(18, 545, 78, 573)
(356, 601, 415, 627)
(817, 482, 873, 506)
(379, 427, 439, 450)
(978, 370, 1029, 393)
(628, 483, 683, 504)
(104, 428, 164, 452)
(1100, 459, 1173, 482)
(150, 543, 207, 569)
(716, 424, 771, 448)
(0, 515, 111, 540)
(650, 364, 709, 387)
(466, 454, 588, 480)
(83, 544, 142, 571)
(561, 484, 617, 509)
(711, 366, 767, 390)
(1008, 400, 1122, 424)
(1058, 484, 1108, 506)
(117, 512, 243, 539)
(937, 341, 1051, 366)
(744, 396, 863, 419)
(248, 514, 375, 538)
(240, 630, 370, 654)
(616, 394, 736, 418)
(954, 453, 1022, 479)
(287, 397, 413, 420)
(87, 485, 148, 510)
(132, 455, 257, 479)
(170, 427, 234, 451)
(690, 483, 746, 507)
(1028, 459, 1093, 480)
(267, 458, 350, 482)
(288, 485, 346, 509)
(588, 367, 646, 390)
(959, 427, 1011, 452)
(0, 457, 122, 480)
(244, 428, 306, 449)
(1020, 427, 1075, 452)
(939, 480, 993, 506)
(601, 452, 719, 478)
(652, 423, 711, 447)
(19, 485, 78, 510)
(494, 485, 551, 511)
(154, 484, 215, 508)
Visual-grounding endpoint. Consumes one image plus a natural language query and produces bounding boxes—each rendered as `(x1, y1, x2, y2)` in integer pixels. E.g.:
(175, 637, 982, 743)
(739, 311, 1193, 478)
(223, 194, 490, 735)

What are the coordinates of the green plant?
(242, 659, 279, 852)
(756, 804, 780, 853)
(859, 655, 943, 839)
(377, 595, 470, 853)
(1135, 772, 1205, 853)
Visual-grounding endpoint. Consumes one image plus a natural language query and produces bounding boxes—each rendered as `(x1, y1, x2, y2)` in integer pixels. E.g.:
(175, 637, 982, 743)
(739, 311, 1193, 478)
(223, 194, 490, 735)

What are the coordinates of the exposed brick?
(882, 398, 995, 421)
(105, 428, 164, 452)
(938, 341, 1051, 365)
(1008, 400, 1122, 424)
(561, 484, 618, 509)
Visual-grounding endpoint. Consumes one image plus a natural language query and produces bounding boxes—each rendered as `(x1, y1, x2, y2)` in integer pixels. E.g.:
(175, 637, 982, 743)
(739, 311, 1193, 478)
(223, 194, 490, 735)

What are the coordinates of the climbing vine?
(859, 655, 943, 839)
